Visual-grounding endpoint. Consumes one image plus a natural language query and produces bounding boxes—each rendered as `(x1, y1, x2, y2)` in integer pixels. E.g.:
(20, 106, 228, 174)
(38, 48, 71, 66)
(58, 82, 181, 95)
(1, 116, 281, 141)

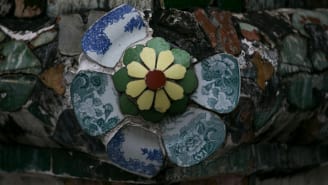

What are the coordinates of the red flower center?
(145, 70, 166, 90)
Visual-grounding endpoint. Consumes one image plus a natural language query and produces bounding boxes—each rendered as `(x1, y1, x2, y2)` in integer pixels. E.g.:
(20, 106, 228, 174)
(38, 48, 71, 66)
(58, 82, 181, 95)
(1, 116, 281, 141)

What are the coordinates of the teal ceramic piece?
(70, 70, 124, 136)
(292, 10, 328, 37)
(107, 125, 164, 177)
(279, 35, 312, 75)
(0, 41, 41, 75)
(312, 51, 328, 71)
(0, 75, 37, 111)
(192, 53, 240, 114)
(287, 75, 318, 110)
(161, 107, 226, 167)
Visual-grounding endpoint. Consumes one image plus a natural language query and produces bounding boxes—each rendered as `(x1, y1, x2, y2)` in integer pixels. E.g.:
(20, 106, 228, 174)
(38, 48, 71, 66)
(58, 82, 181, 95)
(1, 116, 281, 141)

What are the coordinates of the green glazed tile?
(112, 68, 132, 92)
(172, 48, 191, 68)
(119, 94, 138, 115)
(0, 75, 37, 112)
(178, 69, 198, 94)
(287, 75, 318, 110)
(0, 144, 51, 172)
(312, 51, 328, 71)
(0, 41, 41, 75)
(279, 35, 312, 75)
(168, 96, 189, 115)
(140, 109, 165, 123)
(146, 37, 170, 55)
(122, 44, 144, 65)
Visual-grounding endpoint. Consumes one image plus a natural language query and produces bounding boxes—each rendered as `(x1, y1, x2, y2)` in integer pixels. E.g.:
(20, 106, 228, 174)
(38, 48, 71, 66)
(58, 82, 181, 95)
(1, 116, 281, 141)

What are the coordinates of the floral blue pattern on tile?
(161, 107, 226, 167)
(107, 126, 164, 177)
(70, 70, 123, 136)
(124, 16, 145, 33)
(81, 4, 147, 68)
(192, 53, 240, 114)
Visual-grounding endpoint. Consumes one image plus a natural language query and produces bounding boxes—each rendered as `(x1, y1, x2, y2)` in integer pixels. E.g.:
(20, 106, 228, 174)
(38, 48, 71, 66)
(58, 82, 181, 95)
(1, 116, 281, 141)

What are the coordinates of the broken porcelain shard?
(107, 125, 164, 178)
(161, 107, 226, 167)
(81, 4, 148, 68)
(0, 41, 41, 75)
(70, 70, 124, 136)
(192, 53, 241, 114)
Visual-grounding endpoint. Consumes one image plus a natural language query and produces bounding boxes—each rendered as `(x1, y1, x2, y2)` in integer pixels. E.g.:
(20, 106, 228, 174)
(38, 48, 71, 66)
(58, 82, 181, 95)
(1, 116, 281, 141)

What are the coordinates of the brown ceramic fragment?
(40, 64, 66, 95)
(194, 8, 218, 48)
(211, 11, 241, 55)
(251, 52, 274, 90)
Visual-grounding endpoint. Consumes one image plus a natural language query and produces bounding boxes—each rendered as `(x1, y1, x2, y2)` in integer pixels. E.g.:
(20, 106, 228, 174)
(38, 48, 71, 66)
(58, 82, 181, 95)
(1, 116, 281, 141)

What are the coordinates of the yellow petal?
(164, 81, 184, 100)
(140, 47, 156, 70)
(137, 90, 154, 110)
(164, 64, 186, 79)
(126, 80, 147, 98)
(154, 89, 171, 113)
(156, 50, 174, 71)
(127, 61, 148, 78)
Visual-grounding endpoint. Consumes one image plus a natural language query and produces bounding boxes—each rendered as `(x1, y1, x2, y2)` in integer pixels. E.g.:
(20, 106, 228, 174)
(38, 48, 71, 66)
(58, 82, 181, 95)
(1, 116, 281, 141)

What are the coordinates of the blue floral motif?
(82, 4, 135, 55)
(124, 16, 145, 33)
(141, 148, 163, 163)
(70, 71, 122, 136)
(107, 130, 163, 177)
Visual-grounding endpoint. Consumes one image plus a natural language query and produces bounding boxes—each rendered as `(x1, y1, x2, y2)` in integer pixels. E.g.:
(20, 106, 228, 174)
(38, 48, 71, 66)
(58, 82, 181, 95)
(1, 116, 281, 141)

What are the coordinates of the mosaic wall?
(0, 0, 327, 184)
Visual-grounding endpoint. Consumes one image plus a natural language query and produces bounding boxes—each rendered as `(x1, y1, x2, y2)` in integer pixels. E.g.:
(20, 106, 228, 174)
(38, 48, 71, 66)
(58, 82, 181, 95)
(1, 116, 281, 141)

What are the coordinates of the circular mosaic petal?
(81, 4, 147, 68)
(161, 107, 226, 167)
(192, 53, 240, 114)
(70, 71, 124, 136)
(107, 125, 164, 178)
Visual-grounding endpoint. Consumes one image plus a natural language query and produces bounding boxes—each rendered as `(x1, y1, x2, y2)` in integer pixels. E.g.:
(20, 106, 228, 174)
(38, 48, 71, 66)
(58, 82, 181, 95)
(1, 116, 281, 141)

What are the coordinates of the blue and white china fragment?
(161, 107, 226, 167)
(70, 71, 123, 136)
(192, 53, 240, 114)
(81, 4, 148, 68)
(107, 125, 164, 177)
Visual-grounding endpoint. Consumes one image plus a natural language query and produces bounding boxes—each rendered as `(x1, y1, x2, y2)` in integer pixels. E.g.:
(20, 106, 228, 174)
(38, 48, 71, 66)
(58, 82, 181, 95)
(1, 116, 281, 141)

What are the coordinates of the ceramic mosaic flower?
(112, 37, 198, 121)
(71, 4, 240, 178)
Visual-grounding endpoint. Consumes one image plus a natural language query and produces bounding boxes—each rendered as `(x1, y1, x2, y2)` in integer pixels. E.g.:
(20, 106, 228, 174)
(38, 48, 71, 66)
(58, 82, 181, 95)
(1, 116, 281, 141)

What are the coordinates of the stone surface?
(251, 52, 274, 90)
(211, 11, 241, 55)
(243, 12, 293, 43)
(40, 64, 66, 95)
(239, 22, 260, 41)
(0, 41, 41, 75)
(150, 9, 214, 60)
(194, 9, 218, 48)
(304, 23, 328, 55)
(58, 14, 84, 56)
(14, 0, 46, 18)
(30, 29, 58, 48)
(0, 0, 12, 16)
